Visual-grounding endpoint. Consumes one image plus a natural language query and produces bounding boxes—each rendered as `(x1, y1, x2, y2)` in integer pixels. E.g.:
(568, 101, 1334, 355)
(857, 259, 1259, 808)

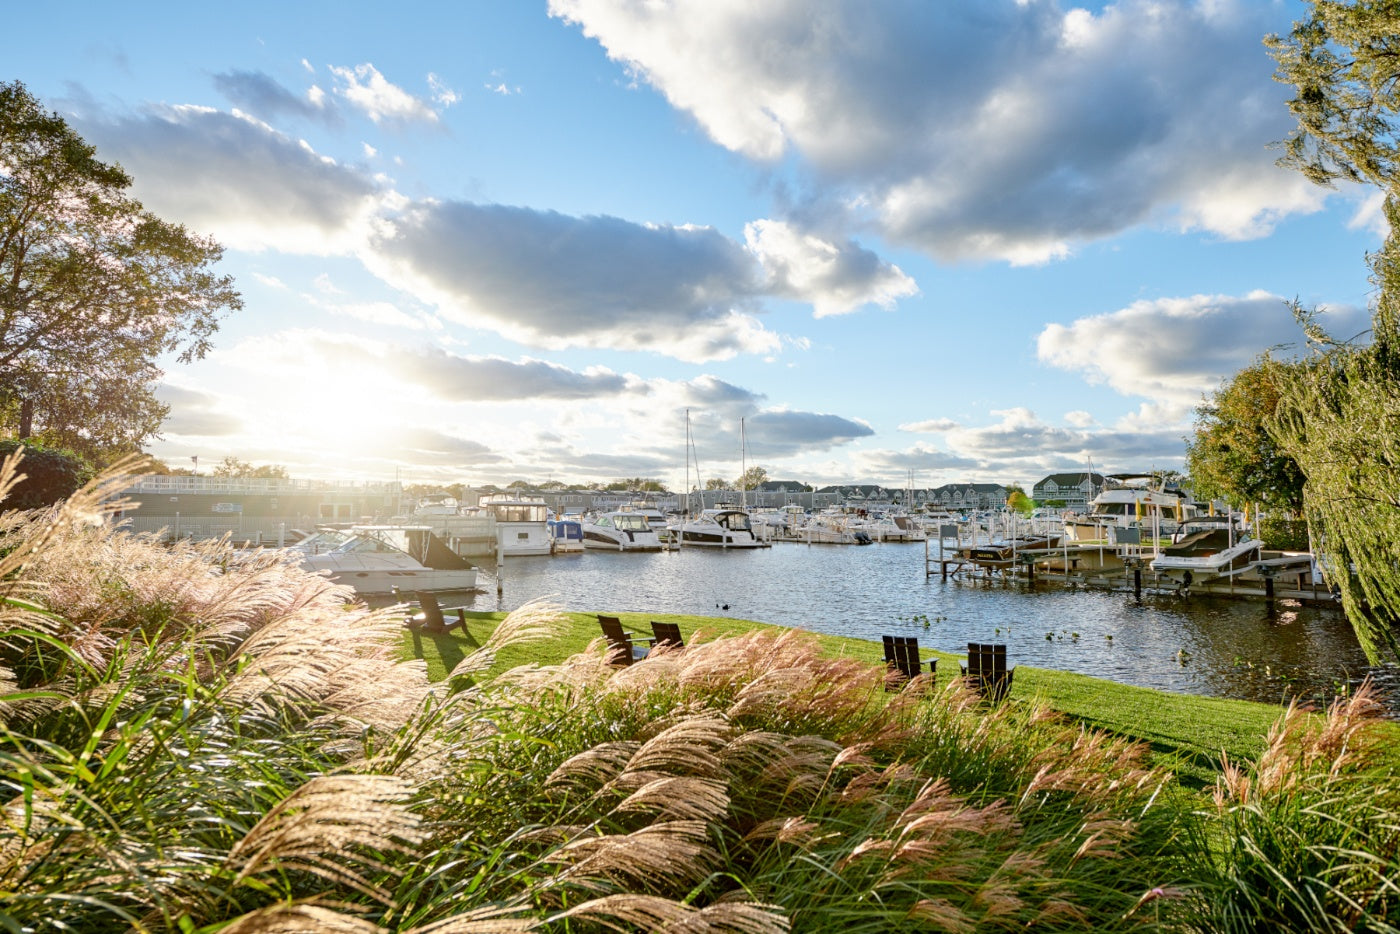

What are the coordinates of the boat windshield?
(616, 514, 651, 532)
(333, 535, 406, 555)
(716, 511, 753, 531)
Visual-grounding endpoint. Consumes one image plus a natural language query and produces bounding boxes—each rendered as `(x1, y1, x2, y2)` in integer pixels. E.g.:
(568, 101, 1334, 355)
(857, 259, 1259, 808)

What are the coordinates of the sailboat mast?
(740, 417, 747, 511)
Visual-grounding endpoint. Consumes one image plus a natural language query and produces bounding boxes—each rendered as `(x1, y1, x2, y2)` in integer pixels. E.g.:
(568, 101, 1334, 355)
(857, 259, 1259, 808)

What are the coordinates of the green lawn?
(399, 608, 1391, 789)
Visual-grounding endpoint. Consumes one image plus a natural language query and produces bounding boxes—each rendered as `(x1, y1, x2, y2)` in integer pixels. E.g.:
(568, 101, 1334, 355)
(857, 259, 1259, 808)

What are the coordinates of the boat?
(413, 492, 461, 517)
(299, 525, 479, 594)
(1063, 476, 1194, 542)
(958, 533, 1062, 570)
(547, 515, 584, 553)
(479, 493, 553, 557)
(1149, 515, 1263, 588)
(672, 507, 768, 548)
(581, 510, 664, 551)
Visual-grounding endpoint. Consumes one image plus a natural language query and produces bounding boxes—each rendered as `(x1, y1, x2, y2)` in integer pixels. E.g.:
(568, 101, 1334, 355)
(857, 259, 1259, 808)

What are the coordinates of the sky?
(2, 0, 1384, 492)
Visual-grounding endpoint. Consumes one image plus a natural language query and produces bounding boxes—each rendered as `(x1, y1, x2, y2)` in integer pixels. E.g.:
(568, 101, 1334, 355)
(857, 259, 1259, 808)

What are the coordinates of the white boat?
(1150, 515, 1263, 588)
(300, 525, 479, 594)
(581, 510, 664, 551)
(413, 492, 461, 517)
(672, 507, 767, 548)
(480, 493, 553, 556)
(1064, 477, 1194, 542)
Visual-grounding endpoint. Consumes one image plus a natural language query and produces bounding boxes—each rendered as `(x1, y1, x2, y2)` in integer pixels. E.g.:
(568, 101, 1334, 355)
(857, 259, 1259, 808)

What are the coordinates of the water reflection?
(397, 542, 1400, 716)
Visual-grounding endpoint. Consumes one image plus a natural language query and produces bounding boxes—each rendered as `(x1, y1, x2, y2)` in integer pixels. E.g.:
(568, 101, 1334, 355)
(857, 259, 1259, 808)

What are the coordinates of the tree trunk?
(18, 395, 33, 439)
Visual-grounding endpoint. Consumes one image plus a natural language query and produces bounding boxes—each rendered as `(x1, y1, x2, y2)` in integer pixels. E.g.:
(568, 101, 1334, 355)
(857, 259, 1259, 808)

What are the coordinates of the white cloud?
(364, 199, 787, 361)
(745, 219, 917, 317)
(79, 105, 389, 255)
(427, 73, 460, 107)
(550, 0, 1326, 263)
(330, 63, 439, 124)
(1035, 290, 1372, 417)
(899, 418, 958, 433)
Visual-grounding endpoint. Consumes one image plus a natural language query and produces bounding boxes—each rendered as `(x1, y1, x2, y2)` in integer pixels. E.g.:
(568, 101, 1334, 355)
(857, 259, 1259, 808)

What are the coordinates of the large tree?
(1185, 354, 1307, 515)
(0, 80, 241, 464)
(1267, 2, 1400, 661)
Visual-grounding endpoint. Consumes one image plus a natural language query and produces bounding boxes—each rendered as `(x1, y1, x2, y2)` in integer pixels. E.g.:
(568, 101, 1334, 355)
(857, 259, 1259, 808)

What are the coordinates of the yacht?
(672, 507, 768, 548)
(479, 493, 553, 556)
(547, 515, 585, 553)
(581, 510, 664, 551)
(1063, 477, 1193, 542)
(1149, 515, 1263, 588)
(299, 525, 479, 594)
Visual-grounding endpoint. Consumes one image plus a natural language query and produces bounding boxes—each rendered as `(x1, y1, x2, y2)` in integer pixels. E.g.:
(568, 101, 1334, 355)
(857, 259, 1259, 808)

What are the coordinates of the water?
(432, 541, 1400, 715)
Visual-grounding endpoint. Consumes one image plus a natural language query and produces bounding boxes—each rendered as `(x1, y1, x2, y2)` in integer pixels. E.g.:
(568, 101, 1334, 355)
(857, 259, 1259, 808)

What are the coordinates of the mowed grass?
(398, 607, 1380, 788)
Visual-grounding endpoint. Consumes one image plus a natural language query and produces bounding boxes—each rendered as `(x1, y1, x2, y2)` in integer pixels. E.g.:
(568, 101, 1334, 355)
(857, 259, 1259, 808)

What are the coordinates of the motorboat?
(299, 525, 479, 594)
(581, 510, 664, 551)
(413, 492, 461, 517)
(480, 493, 553, 556)
(547, 515, 584, 553)
(1150, 515, 1263, 588)
(1063, 476, 1193, 542)
(957, 533, 1061, 570)
(672, 507, 768, 548)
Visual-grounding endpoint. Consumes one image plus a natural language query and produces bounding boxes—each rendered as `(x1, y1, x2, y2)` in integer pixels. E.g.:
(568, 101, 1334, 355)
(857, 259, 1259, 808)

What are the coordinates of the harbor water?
(440, 540, 1400, 716)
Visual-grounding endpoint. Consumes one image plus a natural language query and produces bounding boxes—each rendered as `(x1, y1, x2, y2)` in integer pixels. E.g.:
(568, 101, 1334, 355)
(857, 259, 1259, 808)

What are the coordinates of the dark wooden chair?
(404, 591, 466, 633)
(882, 635, 936, 690)
(598, 614, 649, 666)
(960, 642, 1014, 702)
(649, 621, 685, 649)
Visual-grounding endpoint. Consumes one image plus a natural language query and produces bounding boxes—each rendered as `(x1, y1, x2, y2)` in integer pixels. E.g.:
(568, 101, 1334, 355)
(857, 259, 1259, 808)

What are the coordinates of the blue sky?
(3, 0, 1383, 491)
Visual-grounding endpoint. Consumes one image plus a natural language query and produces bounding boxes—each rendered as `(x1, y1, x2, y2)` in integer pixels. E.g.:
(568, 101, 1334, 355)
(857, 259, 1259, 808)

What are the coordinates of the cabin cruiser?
(958, 533, 1062, 570)
(299, 525, 479, 594)
(581, 510, 664, 551)
(1064, 478, 1193, 542)
(672, 507, 767, 548)
(1149, 515, 1263, 588)
(479, 493, 552, 556)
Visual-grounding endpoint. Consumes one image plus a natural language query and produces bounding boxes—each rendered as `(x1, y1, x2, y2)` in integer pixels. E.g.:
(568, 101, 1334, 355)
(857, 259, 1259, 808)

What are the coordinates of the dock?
(924, 538, 1337, 606)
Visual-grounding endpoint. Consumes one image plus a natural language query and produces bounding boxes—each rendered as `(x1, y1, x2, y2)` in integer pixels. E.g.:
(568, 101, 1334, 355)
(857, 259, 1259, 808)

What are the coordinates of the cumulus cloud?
(1036, 291, 1372, 416)
(942, 407, 1186, 476)
(212, 69, 338, 124)
(550, 0, 1325, 264)
(365, 200, 786, 361)
(330, 63, 439, 124)
(899, 417, 958, 433)
(745, 219, 917, 316)
(78, 105, 388, 254)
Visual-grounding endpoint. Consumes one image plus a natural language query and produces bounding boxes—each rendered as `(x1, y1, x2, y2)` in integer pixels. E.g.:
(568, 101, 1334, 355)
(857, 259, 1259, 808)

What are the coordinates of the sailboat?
(670, 412, 767, 549)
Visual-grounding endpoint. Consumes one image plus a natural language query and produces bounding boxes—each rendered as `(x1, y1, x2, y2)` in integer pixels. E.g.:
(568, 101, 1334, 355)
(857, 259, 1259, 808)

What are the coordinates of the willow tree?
(0, 80, 241, 465)
(1267, 1, 1400, 661)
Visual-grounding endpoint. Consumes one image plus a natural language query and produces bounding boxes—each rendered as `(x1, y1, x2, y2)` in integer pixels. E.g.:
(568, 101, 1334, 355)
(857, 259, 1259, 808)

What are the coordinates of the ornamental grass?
(1, 453, 1399, 932)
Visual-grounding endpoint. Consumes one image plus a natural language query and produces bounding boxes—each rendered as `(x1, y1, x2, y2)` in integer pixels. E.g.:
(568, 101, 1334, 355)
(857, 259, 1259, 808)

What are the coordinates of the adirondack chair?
(882, 635, 936, 690)
(404, 591, 467, 633)
(961, 642, 1014, 702)
(598, 614, 649, 665)
(649, 621, 685, 650)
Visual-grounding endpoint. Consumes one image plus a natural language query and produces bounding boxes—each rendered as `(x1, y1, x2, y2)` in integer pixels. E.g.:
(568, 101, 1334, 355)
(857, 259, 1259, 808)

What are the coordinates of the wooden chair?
(649, 621, 685, 649)
(882, 635, 936, 690)
(598, 614, 649, 666)
(960, 642, 1014, 702)
(404, 591, 467, 633)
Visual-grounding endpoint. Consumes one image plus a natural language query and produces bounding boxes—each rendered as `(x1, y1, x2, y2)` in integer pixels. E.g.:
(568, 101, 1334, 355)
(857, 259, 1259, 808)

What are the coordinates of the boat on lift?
(1064, 475, 1193, 542)
(1149, 515, 1263, 588)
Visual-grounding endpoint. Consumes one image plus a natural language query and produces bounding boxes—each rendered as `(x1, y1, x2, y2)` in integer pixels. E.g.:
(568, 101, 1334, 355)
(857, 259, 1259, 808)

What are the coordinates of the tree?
(1185, 355, 1307, 515)
(736, 466, 769, 490)
(0, 81, 241, 464)
(1266, 4, 1400, 661)
(0, 440, 92, 508)
(1005, 484, 1034, 516)
(704, 477, 729, 490)
(210, 456, 288, 479)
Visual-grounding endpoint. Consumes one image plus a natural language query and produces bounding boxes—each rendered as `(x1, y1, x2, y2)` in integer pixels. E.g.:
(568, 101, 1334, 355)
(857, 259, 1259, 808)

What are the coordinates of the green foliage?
(736, 465, 769, 490)
(0, 440, 92, 508)
(1186, 354, 1307, 514)
(0, 81, 241, 465)
(208, 455, 289, 478)
(704, 476, 729, 490)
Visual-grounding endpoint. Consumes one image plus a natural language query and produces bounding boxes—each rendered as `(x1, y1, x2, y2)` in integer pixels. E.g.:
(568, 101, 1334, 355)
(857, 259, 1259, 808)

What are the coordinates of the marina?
(415, 539, 1399, 717)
